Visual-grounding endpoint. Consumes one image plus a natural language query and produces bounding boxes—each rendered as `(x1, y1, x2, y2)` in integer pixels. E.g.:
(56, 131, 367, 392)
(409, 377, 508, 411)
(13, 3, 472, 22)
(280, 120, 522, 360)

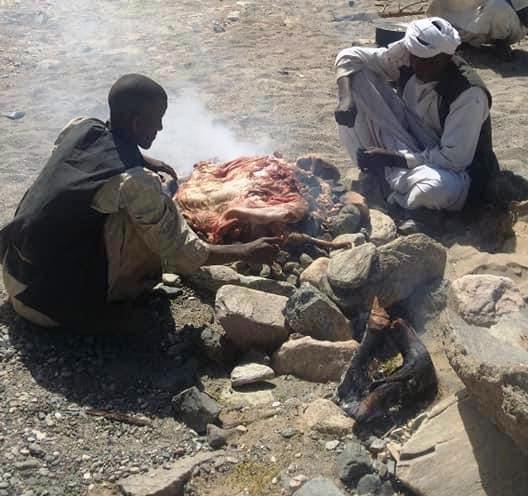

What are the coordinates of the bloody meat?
(175, 156, 319, 243)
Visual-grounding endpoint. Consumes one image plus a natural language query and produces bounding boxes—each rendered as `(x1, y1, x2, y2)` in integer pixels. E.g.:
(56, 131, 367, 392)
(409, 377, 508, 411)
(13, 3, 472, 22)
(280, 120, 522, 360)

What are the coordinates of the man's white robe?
(428, 0, 528, 46)
(335, 41, 490, 211)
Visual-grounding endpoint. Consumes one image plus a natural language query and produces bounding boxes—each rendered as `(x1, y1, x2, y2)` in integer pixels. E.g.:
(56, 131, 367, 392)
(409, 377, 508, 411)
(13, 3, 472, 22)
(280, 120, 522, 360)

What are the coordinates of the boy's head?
(108, 74, 167, 149)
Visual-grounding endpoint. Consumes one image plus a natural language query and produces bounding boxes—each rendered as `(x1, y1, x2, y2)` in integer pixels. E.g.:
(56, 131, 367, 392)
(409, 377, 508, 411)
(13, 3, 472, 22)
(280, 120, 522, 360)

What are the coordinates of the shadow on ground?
(460, 46, 528, 78)
(0, 295, 206, 419)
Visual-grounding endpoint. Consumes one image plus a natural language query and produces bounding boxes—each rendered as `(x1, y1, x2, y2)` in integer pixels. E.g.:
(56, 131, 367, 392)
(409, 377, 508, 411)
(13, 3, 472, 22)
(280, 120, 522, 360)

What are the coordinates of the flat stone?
(118, 451, 223, 496)
(450, 274, 524, 326)
(398, 393, 528, 496)
(337, 440, 372, 486)
(272, 336, 359, 383)
(300, 399, 355, 436)
(216, 285, 289, 352)
(293, 477, 346, 496)
(220, 385, 275, 407)
(325, 440, 340, 451)
(284, 283, 353, 341)
(445, 306, 528, 453)
(187, 265, 294, 296)
(368, 209, 397, 246)
(299, 257, 329, 290)
(172, 387, 221, 434)
(230, 363, 275, 387)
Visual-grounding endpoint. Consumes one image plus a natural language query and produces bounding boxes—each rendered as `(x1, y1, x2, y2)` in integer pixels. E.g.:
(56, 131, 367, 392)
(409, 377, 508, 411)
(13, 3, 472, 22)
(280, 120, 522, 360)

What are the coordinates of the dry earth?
(1, 1, 528, 495)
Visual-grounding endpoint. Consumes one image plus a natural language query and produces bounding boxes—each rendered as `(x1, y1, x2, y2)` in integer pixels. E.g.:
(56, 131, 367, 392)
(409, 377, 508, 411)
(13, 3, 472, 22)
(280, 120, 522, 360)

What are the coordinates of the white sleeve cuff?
(398, 150, 422, 169)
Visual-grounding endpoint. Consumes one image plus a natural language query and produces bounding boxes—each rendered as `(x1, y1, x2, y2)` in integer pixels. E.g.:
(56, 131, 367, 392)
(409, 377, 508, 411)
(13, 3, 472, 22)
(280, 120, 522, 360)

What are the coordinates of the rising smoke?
(148, 89, 270, 177)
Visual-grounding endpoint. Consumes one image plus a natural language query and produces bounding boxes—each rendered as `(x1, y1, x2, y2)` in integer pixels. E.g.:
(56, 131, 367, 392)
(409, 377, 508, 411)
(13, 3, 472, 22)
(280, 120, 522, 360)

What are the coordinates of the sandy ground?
(1, 0, 528, 495)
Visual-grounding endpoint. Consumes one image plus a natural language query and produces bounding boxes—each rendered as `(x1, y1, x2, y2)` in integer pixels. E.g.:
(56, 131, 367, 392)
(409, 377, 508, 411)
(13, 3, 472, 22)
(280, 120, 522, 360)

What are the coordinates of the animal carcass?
(175, 155, 333, 243)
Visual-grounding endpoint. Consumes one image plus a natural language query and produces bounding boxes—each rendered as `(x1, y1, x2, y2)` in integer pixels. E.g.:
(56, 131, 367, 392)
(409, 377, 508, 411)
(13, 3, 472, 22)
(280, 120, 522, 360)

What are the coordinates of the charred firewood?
(285, 232, 353, 250)
(336, 299, 437, 423)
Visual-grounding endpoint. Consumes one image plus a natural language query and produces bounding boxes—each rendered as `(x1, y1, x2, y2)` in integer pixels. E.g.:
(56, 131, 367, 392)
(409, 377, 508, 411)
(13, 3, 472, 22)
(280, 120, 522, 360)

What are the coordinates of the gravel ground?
(2, 0, 528, 495)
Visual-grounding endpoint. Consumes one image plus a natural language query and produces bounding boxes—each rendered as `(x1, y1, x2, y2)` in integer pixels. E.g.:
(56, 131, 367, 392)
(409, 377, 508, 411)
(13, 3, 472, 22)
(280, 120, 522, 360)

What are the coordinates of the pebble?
(162, 273, 181, 286)
(280, 427, 299, 439)
(387, 459, 396, 475)
(28, 443, 46, 458)
(235, 425, 248, 433)
(272, 401, 281, 408)
(325, 440, 340, 451)
(14, 460, 40, 471)
(369, 437, 386, 453)
(227, 11, 240, 21)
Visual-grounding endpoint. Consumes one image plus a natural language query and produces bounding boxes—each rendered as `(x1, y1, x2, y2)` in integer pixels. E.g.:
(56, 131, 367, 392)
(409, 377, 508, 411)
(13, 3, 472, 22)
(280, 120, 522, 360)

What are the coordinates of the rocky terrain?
(1, 1, 528, 496)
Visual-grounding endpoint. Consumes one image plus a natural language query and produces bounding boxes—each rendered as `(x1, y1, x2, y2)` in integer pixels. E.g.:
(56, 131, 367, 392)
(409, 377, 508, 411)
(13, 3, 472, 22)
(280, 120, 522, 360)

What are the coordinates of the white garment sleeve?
(335, 40, 410, 81)
(402, 87, 490, 171)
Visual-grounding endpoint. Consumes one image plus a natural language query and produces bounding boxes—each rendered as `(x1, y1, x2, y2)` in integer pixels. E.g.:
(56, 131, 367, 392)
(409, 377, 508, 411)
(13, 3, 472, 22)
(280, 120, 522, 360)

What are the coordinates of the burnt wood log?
(336, 300, 437, 423)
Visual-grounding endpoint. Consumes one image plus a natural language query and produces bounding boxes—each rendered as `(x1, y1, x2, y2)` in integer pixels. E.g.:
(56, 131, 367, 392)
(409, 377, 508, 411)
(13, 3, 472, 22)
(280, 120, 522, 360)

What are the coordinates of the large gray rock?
(300, 399, 356, 436)
(172, 387, 221, 434)
(187, 265, 295, 297)
(450, 274, 524, 326)
(398, 393, 528, 496)
(293, 477, 346, 496)
(272, 336, 359, 382)
(368, 209, 397, 246)
(118, 451, 223, 496)
(445, 304, 528, 454)
(215, 285, 289, 352)
(327, 243, 377, 291)
(285, 283, 353, 341)
(323, 234, 446, 312)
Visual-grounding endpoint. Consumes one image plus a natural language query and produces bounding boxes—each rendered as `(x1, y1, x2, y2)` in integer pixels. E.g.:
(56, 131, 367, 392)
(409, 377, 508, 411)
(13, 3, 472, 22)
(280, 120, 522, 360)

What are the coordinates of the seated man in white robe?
(335, 17, 499, 212)
(428, 0, 528, 59)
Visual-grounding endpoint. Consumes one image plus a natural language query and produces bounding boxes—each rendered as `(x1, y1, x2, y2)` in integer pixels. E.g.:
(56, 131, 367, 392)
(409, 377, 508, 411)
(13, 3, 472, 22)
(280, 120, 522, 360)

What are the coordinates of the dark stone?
(206, 424, 233, 449)
(337, 440, 373, 487)
(357, 474, 382, 495)
(172, 386, 221, 434)
(327, 205, 362, 237)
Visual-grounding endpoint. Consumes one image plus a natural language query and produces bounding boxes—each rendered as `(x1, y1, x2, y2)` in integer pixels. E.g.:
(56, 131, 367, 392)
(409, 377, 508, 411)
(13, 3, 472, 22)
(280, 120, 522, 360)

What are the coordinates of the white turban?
(404, 17, 461, 59)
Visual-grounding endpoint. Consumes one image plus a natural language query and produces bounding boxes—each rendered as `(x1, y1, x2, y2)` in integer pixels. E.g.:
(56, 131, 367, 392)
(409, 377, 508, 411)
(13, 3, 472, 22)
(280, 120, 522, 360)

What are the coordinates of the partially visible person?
(428, 0, 528, 59)
(335, 17, 499, 212)
(0, 74, 279, 334)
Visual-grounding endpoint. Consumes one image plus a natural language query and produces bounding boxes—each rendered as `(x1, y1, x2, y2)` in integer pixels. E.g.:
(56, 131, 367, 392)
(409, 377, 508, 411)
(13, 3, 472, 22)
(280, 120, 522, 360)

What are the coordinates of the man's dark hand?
(357, 147, 407, 172)
(335, 75, 358, 127)
(242, 237, 281, 265)
(143, 155, 178, 181)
